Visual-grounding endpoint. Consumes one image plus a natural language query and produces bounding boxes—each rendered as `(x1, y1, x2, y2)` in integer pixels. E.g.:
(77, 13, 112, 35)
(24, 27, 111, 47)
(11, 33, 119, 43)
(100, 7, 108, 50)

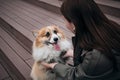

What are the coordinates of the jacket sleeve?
(53, 50, 94, 80)
(53, 49, 113, 80)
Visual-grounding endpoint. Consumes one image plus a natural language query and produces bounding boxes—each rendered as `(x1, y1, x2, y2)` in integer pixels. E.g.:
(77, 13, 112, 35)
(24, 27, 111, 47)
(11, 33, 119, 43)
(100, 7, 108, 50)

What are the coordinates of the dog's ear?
(32, 30, 38, 37)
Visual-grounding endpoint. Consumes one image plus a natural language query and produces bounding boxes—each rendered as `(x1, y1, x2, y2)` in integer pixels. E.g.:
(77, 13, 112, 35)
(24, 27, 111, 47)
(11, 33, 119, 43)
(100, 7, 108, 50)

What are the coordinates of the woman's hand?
(41, 62, 58, 69)
(41, 49, 73, 69)
(63, 49, 74, 58)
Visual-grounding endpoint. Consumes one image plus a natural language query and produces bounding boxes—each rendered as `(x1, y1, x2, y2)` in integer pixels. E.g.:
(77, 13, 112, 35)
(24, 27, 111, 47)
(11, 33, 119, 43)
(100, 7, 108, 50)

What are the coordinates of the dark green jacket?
(53, 37, 120, 80)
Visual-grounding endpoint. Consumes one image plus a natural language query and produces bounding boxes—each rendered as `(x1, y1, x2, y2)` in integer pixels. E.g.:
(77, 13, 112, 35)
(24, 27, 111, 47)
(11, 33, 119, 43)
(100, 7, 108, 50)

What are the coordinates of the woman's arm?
(52, 51, 93, 80)
(53, 49, 113, 80)
(42, 49, 113, 80)
(41, 50, 94, 80)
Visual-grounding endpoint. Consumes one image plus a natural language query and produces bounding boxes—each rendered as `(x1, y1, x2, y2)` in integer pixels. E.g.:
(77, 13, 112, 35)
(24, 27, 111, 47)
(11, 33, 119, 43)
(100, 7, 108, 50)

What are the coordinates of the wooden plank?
(38, 0, 62, 7)
(0, 8, 36, 33)
(2, 3, 51, 27)
(0, 50, 18, 80)
(12, 0, 71, 34)
(0, 0, 73, 39)
(0, 18, 32, 53)
(106, 14, 120, 25)
(25, 58, 34, 68)
(0, 37, 31, 80)
(0, 7, 38, 31)
(11, 0, 64, 26)
(0, 1, 42, 30)
(6, 0, 68, 29)
(0, 26, 31, 60)
(13, 0, 73, 38)
(0, 0, 72, 40)
(0, 64, 9, 80)
(21, 0, 64, 23)
(2, 0, 71, 35)
(13, 0, 71, 32)
(3, 77, 13, 80)
(0, 0, 34, 53)
(0, 12, 34, 42)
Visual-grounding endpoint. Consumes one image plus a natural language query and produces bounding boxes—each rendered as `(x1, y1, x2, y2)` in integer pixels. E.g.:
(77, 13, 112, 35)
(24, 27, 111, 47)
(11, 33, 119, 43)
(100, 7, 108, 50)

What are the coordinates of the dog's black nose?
(54, 38, 58, 42)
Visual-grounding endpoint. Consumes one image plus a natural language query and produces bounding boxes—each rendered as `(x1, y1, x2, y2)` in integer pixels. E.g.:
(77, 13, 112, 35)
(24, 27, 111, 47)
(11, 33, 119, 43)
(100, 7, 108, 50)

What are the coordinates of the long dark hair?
(60, 0, 120, 68)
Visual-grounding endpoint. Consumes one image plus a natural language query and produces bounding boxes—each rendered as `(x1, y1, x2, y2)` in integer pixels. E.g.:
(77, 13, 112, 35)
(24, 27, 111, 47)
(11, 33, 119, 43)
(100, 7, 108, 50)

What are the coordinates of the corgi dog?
(31, 25, 72, 80)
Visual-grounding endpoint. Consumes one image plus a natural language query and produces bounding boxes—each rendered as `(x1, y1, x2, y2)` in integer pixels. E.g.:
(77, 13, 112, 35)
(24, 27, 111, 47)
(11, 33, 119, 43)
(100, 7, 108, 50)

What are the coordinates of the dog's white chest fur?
(33, 46, 61, 62)
(33, 40, 71, 62)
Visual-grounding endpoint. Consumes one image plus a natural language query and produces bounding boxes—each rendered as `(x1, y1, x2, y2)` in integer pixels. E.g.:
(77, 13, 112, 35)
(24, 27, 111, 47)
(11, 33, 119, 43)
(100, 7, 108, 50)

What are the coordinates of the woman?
(41, 0, 120, 80)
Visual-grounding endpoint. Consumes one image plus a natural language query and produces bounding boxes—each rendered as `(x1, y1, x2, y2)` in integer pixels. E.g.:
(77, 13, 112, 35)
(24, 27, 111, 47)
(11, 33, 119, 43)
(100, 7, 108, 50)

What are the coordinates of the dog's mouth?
(45, 41, 60, 51)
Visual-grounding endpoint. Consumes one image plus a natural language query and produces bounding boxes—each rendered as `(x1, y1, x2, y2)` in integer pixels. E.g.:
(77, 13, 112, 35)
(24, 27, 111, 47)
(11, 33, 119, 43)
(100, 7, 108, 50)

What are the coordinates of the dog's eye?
(46, 32, 50, 37)
(53, 30, 57, 34)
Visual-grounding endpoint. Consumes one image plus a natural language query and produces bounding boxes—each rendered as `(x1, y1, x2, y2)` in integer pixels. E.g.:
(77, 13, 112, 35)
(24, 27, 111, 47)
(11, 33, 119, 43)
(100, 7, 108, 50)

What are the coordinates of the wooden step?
(23, 0, 62, 14)
(95, 0, 120, 18)
(0, 0, 72, 40)
(0, 26, 33, 80)
(0, 62, 10, 80)
(0, 50, 18, 80)
(0, 18, 33, 54)
(23, 0, 120, 25)
(106, 14, 120, 24)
